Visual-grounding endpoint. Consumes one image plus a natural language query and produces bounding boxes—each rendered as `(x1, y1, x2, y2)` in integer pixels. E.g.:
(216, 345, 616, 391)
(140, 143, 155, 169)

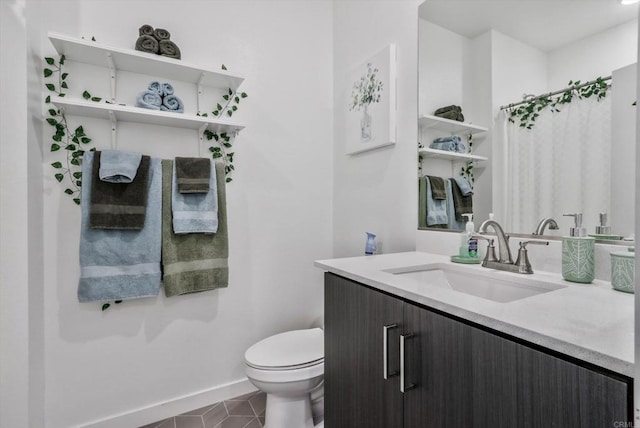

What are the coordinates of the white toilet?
(244, 328, 324, 428)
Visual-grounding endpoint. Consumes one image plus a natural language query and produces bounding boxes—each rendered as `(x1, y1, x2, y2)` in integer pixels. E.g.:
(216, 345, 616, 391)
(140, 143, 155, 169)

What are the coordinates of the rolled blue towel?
(99, 150, 143, 184)
(135, 90, 162, 110)
(161, 82, 174, 97)
(147, 81, 162, 96)
(432, 135, 461, 144)
(429, 141, 457, 151)
(160, 94, 184, 113)
(455, 140, 467, 153)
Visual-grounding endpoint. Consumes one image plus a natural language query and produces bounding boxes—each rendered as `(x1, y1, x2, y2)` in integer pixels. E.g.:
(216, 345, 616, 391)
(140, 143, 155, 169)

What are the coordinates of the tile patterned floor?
(139, 391, 266, 428)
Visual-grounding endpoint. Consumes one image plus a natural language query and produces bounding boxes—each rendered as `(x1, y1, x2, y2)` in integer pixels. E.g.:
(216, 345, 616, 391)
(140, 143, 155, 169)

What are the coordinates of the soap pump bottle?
(595, 212, 611, 235)
(561, 213, 595, 283)
(460, 214, 478, 258)
(365, 232, 377, 256)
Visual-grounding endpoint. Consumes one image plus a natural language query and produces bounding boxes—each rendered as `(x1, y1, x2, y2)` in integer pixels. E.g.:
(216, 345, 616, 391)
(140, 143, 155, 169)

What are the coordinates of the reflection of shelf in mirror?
(48, 32, 244, 90)
(419, 114, 488, 135)
(420, 148, 488, 162)
(51, 96, 246, 134)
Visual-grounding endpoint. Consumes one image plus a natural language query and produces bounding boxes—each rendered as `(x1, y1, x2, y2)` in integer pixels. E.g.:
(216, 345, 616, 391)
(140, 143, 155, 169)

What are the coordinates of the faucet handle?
(515, 240, 549, 274)
(472, 234, 498, 265)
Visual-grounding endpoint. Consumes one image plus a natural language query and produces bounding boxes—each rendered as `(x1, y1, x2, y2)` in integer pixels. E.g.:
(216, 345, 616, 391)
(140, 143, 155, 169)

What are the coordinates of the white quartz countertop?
(315, 251, 634, 378)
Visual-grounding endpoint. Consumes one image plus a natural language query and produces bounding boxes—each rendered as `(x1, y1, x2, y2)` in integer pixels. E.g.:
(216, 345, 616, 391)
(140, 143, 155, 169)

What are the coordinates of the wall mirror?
(418, 0, 637, 243)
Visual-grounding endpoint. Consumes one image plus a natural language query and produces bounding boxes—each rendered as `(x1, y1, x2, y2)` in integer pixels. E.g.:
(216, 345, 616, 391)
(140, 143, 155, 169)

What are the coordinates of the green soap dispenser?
(561, 213, 595, 283)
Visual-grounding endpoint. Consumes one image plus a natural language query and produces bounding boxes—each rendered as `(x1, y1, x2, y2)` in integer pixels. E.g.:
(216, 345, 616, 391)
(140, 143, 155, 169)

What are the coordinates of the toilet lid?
(245, 328, 324, 369)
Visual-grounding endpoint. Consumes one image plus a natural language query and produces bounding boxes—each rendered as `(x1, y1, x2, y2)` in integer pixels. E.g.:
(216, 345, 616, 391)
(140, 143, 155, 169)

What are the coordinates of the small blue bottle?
(365, 232, 377, 255)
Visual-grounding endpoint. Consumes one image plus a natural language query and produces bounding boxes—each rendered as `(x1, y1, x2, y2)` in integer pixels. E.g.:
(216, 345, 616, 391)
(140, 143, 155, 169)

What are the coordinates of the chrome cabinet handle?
(400, 333, 415, 393)
(383, 324, 398, 380)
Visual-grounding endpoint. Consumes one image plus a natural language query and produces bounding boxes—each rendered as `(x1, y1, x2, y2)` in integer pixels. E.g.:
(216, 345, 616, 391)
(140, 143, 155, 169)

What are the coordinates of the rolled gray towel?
(153, 28, 171, 41)
(135, 35, 159, 54)
(159, 40, 181, 59)
(160, 94, 184, 113)
(138, 24, 154, 37)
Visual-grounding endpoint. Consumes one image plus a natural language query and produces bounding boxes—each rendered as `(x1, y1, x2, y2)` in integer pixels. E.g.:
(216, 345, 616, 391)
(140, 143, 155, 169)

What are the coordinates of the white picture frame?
(345, 44, 397, 155)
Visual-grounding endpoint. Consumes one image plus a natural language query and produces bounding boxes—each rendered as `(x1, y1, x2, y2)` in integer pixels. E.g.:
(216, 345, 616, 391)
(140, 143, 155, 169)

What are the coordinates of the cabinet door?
(516, 344, 630, 428)
(470, 327, 519, 427)
(324, 273, 403, 428)
(403, 303, 473, 428)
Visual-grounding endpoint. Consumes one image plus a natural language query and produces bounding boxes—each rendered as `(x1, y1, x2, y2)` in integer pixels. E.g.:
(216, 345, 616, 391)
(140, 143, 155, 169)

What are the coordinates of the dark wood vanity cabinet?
(324, 273, 632, 428)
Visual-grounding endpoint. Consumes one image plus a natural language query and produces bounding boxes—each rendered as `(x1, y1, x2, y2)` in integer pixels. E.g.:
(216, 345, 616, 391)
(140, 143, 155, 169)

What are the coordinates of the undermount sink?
(384, 263, 566, 303)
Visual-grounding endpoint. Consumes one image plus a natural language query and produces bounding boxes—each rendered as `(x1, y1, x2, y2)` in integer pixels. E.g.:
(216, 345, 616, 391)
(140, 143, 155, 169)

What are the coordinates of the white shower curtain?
(502, 95, 611, 234)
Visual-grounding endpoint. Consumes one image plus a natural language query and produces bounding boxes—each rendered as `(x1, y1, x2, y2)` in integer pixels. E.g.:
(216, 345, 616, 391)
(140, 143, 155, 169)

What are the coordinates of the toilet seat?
(245, 328, 324, 371)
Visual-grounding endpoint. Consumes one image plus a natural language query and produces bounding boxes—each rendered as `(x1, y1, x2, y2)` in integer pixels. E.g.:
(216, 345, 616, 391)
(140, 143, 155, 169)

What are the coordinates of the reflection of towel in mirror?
(135, 35, 159, 54)
(425, 176, 448, 226)
(446, 179, 466, 230)
(90, 151, 150, 229)
(78, 152, 162, 302)
(450, 178, 473, 222)
(136, 90, 162, 110)
(427, 175, 447, 200)
(162, 160, 229, 297)
(160, 94, 184, 113)
(99, 150, 142, 184)
(454, 176, 473, 196)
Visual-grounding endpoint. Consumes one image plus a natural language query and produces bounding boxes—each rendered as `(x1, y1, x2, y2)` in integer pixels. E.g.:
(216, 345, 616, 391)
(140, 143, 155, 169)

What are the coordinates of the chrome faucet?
(477, 219, 549, 274)
(533, 218, 559, 236)
(478, 220, 513, 264)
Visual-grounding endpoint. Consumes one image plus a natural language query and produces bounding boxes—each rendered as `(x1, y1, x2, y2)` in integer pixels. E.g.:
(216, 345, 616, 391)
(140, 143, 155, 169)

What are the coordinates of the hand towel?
(147, 81, 163, 96)
(153, 28, 171, 41)
(418, 177, 427, 228)
(425, 176, 448, 226)
(175, 157, 210, 194)
(454, 176, 474, 196)
(161, 82, 174, 97)
(90, 151, 150, 230)
(426, 175, 447, 200)
(160, 94, 184, 113)
(78, 152, 162, 302)
(172, 159, 218, 234)
(136, 90, 162, 110)
(159, 40, 181, 59)
(138, 24, 154, 37)
(99, 150, 143, 184)
(446, 179, 466, 230)
(450, 177, 473, 222)
(162, 160, 229, 297)
(135, 35, 159, 54)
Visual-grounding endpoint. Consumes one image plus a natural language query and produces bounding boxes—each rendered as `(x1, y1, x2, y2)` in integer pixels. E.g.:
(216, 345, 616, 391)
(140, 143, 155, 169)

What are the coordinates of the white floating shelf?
(50, 96, 246, 134)
(420, 148, 488, 162)
(419, 114, 488, 135)
(48, 32, 244, 91)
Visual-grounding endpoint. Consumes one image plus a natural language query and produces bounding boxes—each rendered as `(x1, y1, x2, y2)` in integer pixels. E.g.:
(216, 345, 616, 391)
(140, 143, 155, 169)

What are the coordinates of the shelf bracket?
(196, 72, 205, 116)
(198, 124, 207, 157)
(106, 52, 117, 104)
(108, 110, 117, 149)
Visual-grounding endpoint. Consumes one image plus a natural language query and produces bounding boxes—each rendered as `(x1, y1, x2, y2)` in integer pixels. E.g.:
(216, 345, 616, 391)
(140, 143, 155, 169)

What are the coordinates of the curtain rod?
(499, 76, 612, 111)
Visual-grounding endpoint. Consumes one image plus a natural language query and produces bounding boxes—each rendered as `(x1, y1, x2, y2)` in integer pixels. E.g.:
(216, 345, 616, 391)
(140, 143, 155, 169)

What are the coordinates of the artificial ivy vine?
(508, 77, 609, 130)
(43, 55, 96, 205)
(459, 133, 474, 188)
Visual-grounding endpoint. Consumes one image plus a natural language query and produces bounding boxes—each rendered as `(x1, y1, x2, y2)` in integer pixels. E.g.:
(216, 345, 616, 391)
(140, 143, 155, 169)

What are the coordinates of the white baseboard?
(79, 378, 257, 428)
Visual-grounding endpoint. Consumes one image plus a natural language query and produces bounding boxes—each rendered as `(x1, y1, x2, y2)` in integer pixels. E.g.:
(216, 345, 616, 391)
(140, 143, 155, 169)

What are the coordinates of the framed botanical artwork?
(345, 44, 396, 155)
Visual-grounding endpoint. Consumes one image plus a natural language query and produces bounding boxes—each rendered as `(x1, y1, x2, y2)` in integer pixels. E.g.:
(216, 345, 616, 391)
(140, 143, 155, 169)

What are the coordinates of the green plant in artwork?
(43, 55, 96, 205)
(508, 77, 609, 130)
(349, 62, 383, 111)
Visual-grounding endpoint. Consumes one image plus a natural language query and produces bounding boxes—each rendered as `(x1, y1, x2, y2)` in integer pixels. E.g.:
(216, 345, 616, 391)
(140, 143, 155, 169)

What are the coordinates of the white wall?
(332, 0, 420, 257)
(37, 1, 333, 427)
(548, 19, 638, 90)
